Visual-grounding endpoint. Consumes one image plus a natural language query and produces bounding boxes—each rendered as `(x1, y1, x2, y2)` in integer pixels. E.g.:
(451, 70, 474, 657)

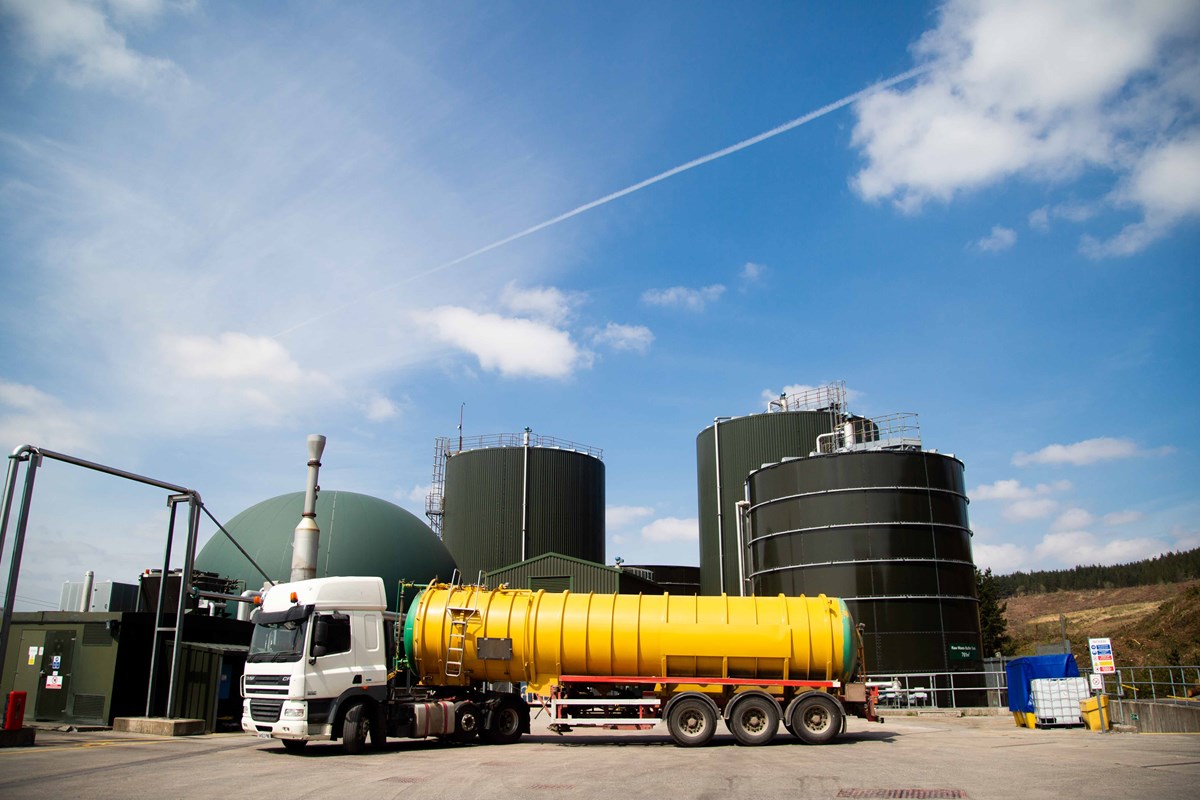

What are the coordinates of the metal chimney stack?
(290, 434, 327, 583)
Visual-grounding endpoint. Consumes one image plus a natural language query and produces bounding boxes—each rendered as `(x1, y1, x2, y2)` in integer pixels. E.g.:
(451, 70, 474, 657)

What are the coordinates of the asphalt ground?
(1, 712, 1196, 800)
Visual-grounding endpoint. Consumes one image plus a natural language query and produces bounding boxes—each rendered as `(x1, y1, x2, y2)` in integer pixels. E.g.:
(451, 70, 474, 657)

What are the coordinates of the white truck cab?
(241, 577, 391, 750)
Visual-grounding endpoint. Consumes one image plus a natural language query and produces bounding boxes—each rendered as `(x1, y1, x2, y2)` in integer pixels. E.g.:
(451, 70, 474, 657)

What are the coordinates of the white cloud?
(166, 332, 308, 384)
(1, 0, 187, 93)
(593, 322, 654, 354)
(1102, 510, 1143, 527)
(641, 284, 725, 311)
(1030, 202, 1099, 232)
(0, 380, 97, 452)
(417, 306, 592, 379)
(975, 225, 1016, 252)
(1003, 497, 1058, 522)
(400, 483, 431, 505)
(1013, 437, 1171, 466)
(641, 516, 698, 543)
(1028, 206, 1050, 232)
(970, 478, 1071, 501)
(1052, 507, 1095, 532)
(972, 541, 1028, 574)
(499, 282, 580, 325)
(740, 261, 765, 282)
(607, 505, 655, 529)
(1172, 526, 1200, 551)
(850, 0, 1200, 254)
(1082, 132, 1200, 256)
(1033, 529, 1169, 567)
(364, 394, 398, 422)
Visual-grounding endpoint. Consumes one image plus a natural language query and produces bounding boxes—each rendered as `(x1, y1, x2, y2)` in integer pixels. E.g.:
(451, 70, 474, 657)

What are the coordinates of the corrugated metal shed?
(486, 552, 662, 595)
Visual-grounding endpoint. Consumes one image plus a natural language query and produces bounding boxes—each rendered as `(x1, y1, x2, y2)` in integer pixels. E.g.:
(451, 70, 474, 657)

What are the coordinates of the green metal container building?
(486, 552, 661, 595)
(440, 441, 604, 583)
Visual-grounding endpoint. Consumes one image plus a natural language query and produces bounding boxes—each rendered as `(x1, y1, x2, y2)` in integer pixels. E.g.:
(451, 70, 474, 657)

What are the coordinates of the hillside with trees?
(994, 548, 1200, 596)
(977, 549, 1200, 666)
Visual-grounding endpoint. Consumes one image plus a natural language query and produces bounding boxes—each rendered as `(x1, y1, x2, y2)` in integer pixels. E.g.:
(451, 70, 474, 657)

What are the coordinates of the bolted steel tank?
(440, 436, 604, 581)
(745, 449, 982, 678)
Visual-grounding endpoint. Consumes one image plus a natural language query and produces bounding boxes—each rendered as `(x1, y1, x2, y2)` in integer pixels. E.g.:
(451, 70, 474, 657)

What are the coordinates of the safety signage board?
(1088, 637, 1115, 674)
(1090, 673, 1105, 691)
(45, 674, 63, 690)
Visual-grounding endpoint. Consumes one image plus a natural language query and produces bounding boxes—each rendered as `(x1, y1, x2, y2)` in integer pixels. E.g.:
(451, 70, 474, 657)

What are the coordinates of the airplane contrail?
(277, 66, 928, 337)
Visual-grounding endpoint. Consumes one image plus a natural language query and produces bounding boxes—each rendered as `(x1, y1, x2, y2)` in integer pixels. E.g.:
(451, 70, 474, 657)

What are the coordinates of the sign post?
(1088, 637, 1115, 732)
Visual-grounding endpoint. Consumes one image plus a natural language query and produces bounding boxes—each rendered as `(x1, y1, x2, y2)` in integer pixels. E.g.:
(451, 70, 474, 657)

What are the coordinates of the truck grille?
(250, 700, 283, 722)
(245, 674, 290, 686)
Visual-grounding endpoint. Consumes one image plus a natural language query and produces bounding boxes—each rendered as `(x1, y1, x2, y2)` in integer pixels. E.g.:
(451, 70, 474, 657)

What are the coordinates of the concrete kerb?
(112, 717, 206, 736)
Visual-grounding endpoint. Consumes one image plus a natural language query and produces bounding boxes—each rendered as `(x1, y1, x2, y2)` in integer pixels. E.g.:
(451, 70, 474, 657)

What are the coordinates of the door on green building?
(34, 631, 76, 721)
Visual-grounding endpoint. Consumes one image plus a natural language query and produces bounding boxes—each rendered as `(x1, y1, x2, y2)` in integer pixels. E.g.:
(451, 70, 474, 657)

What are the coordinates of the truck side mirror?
(311, 618, 330, 661)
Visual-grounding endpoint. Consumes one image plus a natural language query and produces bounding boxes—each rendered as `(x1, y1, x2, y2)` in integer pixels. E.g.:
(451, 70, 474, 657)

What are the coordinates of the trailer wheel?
(727, 694, 779, 746)
(789, 693, 842, 745)
(280, 739, 307, 753)
(481, 699, 524, 745)
(666, 696, 717, 747)
(342, 703, 371, 754)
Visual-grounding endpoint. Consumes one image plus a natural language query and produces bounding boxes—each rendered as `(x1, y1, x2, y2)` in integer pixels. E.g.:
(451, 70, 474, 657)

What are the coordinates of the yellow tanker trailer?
(404, 583, 876, 746)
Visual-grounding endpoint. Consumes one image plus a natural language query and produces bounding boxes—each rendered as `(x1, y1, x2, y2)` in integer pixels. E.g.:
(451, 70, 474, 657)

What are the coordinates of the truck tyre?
(727, 694, 779, 746)
(789, 693, 842, 745)
(342, 703, 371, 754)
(453, 701, 482, 743)
(666, 696, 717, 747)
(281, 739, 307, 753)
(481, 699, 523, 745)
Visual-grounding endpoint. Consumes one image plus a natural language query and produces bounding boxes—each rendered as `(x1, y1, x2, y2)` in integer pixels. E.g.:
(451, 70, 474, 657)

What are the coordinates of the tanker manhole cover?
(838, 791, 966, 799)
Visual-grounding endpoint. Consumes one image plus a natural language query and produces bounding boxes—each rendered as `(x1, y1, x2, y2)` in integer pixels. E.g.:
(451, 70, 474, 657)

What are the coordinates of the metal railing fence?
(868, 664, 1200, 709)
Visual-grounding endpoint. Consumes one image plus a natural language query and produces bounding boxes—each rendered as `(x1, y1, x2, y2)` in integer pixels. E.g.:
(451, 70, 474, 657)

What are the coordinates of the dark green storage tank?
(745, 450, 983, 682)
(696, 410, 841, 595)
(196, 491, 457, 599)
(441, 446, 604, 582)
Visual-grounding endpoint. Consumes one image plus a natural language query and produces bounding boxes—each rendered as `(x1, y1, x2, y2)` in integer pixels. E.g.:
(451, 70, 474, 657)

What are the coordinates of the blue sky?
(1, 1, 1197, 610)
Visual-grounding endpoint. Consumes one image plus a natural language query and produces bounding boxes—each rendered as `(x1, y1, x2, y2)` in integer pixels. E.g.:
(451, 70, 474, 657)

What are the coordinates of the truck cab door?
(304, 613, 355, 701)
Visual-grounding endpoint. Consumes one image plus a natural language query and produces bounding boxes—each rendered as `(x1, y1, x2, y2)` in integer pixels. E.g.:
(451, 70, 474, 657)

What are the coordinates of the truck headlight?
(283, 707, 306, 719)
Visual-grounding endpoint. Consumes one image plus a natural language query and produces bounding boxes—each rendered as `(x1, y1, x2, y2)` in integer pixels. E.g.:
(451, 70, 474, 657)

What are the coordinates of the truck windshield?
(249, 618, 309, 663)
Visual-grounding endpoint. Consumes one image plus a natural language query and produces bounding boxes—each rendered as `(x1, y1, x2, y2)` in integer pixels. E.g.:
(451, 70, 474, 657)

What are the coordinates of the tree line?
(993, 547, 1200, 597)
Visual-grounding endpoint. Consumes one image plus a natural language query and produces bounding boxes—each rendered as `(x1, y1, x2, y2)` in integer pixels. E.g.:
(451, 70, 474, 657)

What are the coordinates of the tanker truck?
(241, 575, 877, 751)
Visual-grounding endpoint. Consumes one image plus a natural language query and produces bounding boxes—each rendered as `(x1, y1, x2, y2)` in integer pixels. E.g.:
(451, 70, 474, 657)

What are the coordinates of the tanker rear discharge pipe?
(405, 585, 859, 695)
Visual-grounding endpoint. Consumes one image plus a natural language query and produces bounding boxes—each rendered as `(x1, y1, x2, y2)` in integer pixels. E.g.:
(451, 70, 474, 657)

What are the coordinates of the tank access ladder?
(444, 584, 481, 678)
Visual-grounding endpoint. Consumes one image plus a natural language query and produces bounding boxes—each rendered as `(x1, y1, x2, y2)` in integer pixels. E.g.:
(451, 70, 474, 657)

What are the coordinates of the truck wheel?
(453, 701, 482, 742)
(727, 695, 779, 746)
(281, 739, 307, 753)
(481, 699, 523, 745)
(342, 703, 371, 754)
(666, 696, 716, 747)
(789, 693, 842, 745)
